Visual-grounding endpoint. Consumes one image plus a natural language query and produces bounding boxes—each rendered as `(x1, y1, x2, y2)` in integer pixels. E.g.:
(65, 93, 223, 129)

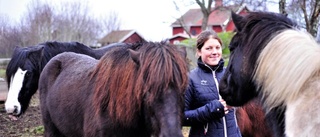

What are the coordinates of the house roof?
(170, 33, 192, 39)
(171, 4, 249, 27)
(98, 30, 144, 44)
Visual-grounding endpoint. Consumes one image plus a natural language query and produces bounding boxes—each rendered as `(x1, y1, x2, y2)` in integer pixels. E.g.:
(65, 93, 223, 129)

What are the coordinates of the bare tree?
(300, 0, 320, 36)
(18, 0, 122, 46)
(287, 0, 320, 36)
(224, 0, 269, 11)
(0, 16, 25, 57)
(23, 1, 54, 44)
(317, 21, 320, 42)
(279, 0, 287, 15)
(172, 0, 193, 37)
(195, 0, 214, 31)
(173, 0, 270, 35)
(0, 0, 122, 57)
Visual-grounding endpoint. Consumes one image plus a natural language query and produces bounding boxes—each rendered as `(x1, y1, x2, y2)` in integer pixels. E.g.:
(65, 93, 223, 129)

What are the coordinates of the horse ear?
(232, 11, 243, 31)
(29, 45, 44, 58)
(31, 45, 44, 55)
(13, 46, 20, 50)
(129, 49, 140, 65)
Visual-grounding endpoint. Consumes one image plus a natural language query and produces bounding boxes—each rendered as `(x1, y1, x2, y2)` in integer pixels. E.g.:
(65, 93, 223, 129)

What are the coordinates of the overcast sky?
(0, 0, 197, 41)
(0, 0, 280, 41)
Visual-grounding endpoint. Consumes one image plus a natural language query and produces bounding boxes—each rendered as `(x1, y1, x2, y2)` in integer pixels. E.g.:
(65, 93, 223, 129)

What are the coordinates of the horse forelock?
(92, 42, 188, 126)
(6, 47, 35, 88)
(254, 29, 320, 111)
(137, 42, 188, 104)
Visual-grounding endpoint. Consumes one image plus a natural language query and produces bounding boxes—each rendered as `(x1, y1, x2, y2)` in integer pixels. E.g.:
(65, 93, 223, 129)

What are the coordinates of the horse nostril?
(13, 106, 18, 114)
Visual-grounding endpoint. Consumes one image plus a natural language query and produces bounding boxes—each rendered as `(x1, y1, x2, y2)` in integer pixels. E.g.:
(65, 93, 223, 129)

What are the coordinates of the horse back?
(39, 52, 97, 137)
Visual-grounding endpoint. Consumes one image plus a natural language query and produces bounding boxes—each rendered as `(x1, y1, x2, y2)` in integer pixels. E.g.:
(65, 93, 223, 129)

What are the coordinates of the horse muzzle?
(5, 102, 21, 116)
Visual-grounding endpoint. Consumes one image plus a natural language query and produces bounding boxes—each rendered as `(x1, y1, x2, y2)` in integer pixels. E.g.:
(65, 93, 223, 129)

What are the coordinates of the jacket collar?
(197, 57, 224, 73)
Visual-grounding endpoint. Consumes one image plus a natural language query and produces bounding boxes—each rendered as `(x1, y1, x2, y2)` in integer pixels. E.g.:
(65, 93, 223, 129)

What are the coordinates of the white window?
(173, 40, 180, 44)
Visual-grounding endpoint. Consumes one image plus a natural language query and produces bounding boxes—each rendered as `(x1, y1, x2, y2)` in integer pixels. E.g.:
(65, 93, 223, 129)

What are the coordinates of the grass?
(0, 69, 5, 78)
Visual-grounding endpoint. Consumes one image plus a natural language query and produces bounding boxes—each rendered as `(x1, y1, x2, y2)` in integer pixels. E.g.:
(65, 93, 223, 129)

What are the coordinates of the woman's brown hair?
(196, 30, 223, 50)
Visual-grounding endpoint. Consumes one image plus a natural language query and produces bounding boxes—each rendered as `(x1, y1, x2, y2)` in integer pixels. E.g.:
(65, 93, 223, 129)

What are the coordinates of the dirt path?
(0, 94, 43, 137)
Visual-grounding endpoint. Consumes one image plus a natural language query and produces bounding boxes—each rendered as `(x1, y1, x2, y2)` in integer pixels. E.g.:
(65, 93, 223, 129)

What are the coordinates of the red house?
(97, 30, 145, 47)
(169, 1, 250, 44)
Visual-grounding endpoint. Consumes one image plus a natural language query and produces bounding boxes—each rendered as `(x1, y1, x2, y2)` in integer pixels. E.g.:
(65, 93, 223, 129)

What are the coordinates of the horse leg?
(236, 106, 253, 137)
(238, 99, 274, 137)
(40, 105, 66, 137)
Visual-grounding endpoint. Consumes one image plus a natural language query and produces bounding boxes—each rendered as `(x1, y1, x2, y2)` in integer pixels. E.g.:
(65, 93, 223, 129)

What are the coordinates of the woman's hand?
(219, 99, 229, 114)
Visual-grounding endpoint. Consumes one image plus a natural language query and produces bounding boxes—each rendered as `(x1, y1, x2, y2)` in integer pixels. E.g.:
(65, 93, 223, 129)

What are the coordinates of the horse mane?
(91, 41, 189, 125)
(232, 12, 298, 77)
(254, 29, 320, 111)
(40, 41, 95, 70)
(5, 45, 43, 88)
(6, 41, 94, 87)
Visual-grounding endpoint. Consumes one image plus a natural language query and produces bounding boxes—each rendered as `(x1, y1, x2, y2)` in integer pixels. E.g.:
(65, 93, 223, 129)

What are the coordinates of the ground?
(0, 93, 190, 137)
(0, 94, 43, 137)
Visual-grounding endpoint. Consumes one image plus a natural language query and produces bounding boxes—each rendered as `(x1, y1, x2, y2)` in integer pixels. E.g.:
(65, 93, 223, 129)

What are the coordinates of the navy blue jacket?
(184, 58, 241, 137)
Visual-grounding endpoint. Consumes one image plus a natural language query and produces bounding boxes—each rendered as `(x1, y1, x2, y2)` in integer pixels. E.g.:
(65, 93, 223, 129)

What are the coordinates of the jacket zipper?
(205, 64, 228, 137)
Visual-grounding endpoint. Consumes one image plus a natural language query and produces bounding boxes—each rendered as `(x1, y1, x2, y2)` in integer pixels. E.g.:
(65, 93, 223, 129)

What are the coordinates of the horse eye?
(26, 72, 31, 77)
(229, 44, 237, 52)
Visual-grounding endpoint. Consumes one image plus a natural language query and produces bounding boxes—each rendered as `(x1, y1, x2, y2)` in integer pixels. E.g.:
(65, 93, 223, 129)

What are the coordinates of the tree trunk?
(316, 21, 320, 43)
(195, 0, 214, 31)
(279, 0, 287, 15)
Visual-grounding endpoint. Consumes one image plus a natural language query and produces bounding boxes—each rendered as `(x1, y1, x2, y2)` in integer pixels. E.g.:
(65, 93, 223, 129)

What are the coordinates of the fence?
(0, 79, 7, 101)
(0, 58, 10, 69)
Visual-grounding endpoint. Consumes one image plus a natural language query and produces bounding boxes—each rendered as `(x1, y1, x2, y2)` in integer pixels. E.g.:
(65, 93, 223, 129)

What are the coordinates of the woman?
(184, 30, 241, 137)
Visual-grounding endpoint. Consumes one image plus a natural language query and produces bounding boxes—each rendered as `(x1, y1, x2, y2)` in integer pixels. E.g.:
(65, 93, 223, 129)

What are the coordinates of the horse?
(38, 41, 189, 137)
(219, 11, 320, 137)
(236, 99, 273, 137)
(4, 41, 124, 117)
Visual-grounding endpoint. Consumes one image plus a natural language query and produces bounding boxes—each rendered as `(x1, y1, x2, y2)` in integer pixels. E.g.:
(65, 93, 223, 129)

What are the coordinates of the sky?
(0, 0, 197, 41)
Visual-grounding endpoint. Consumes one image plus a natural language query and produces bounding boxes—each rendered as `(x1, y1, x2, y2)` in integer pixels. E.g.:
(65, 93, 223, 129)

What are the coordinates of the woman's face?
(197, 38, 222, 66)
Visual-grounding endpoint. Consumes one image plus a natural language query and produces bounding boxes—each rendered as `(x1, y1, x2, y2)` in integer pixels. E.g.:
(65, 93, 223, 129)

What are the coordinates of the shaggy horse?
(219, 11, 320, 137)
(38, 41, 189, 137)
(5, 41, 123, 117)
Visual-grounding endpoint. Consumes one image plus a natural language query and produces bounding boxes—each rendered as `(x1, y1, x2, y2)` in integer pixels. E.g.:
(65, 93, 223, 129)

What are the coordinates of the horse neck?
(92, 49, 106, 59)
(254, 29, 320, 109)
(93, 43, 126, 59)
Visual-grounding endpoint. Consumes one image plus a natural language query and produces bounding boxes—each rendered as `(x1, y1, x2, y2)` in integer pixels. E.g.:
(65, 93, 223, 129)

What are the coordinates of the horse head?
(129, 43, 188, 136)
(219, 12, 296, 106)
(91, 42, 188, 136)
(5, 45, 44, 116)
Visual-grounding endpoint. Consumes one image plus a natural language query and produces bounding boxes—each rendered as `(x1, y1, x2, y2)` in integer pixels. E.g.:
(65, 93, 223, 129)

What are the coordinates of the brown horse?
(237, 99, 273, 137)
(39, 41, 189, 137)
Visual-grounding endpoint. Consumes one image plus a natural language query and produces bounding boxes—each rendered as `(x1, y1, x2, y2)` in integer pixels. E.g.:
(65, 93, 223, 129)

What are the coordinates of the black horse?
(5, 41, 124, 117)
(39, 41, 189, 136)
(220, 12, 320, 136)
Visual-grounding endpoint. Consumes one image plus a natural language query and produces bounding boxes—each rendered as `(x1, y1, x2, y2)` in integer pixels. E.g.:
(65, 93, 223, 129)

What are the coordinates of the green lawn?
(0, 69, 5, 78)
